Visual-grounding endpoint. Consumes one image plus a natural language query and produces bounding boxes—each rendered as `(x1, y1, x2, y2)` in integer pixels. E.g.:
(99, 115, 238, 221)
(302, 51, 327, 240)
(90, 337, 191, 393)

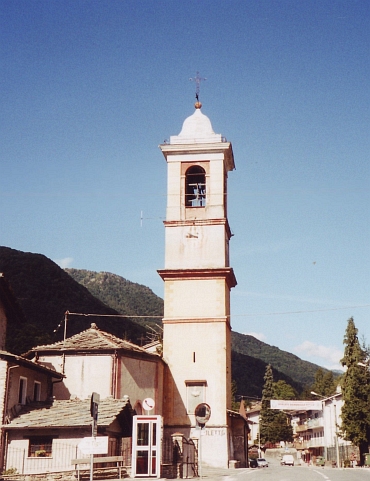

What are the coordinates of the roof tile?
(4, 397, 130, 429)
(33, 323, 147, 353)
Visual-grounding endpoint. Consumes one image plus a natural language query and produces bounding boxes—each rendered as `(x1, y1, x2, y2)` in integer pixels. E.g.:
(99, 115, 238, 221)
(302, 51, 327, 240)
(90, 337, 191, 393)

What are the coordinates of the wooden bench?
(71, 455, 125, 481)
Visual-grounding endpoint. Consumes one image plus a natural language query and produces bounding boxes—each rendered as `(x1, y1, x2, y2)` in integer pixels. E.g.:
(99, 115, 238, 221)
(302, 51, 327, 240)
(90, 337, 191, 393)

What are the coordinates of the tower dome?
(170, 107, 222, 144)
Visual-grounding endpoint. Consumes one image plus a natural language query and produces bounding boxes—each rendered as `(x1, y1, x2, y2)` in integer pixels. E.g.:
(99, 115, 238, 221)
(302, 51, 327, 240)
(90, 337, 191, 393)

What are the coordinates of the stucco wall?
(163, 321, 231, 427)
(39, 354, 113, 400)
(119, 357, 163, 416)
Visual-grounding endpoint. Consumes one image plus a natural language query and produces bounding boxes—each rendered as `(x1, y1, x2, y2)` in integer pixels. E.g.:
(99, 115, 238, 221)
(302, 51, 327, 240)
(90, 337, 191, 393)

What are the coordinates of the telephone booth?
(132, 415, 161, 477)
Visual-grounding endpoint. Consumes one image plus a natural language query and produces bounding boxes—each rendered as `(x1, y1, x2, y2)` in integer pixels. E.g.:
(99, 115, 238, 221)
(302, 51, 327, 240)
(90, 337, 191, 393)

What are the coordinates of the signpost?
(195, 403, 211, 479)
(89, 392, 100, 481)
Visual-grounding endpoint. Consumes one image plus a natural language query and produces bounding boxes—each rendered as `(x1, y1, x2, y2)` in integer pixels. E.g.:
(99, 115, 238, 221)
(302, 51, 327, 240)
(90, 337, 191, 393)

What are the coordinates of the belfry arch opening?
(185, 165, 206, 207)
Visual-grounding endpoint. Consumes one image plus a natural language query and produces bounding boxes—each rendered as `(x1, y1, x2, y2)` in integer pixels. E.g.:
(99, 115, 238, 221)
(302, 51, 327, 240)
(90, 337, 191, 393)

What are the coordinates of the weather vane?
(189, 71, 206, 105)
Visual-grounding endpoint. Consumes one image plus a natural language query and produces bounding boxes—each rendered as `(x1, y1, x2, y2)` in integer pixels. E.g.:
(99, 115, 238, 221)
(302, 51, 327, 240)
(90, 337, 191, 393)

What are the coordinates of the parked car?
(249, 458, 258, 468)
(281, 454, 294, 466)
(257, 458, 269, 467)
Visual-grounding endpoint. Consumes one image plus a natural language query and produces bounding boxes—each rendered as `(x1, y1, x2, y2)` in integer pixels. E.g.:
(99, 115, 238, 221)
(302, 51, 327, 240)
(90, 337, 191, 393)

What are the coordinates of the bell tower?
(158, 101, 236, 468)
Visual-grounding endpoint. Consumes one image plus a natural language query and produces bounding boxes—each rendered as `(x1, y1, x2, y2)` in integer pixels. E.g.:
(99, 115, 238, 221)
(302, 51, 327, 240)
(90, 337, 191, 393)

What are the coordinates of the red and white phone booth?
(132, 415, 161, 478)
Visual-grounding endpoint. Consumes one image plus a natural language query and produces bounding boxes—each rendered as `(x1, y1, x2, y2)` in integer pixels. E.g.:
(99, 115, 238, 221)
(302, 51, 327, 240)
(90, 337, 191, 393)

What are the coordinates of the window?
(185, 166, 206, 207)
(18, 377, 27, 405)
(33, 381, 41, 401)
(28, 437, 53, 457)
(186, 381, 207, 414)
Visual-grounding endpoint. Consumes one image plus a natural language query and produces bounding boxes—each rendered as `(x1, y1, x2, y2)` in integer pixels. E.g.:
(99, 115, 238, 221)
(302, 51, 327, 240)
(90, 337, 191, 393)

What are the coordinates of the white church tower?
(158, 94, 236, 468)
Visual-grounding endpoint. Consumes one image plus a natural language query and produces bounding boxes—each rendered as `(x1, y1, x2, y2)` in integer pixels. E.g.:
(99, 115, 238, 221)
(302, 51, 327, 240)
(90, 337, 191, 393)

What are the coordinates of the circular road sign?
(142, 398, 155, 411)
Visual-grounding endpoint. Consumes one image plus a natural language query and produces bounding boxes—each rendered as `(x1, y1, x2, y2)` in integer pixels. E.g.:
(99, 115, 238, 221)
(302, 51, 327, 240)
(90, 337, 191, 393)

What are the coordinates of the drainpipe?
(112, 351, 119, 398)
(1, 365, 19, 472)
(61, 311, 69, 375)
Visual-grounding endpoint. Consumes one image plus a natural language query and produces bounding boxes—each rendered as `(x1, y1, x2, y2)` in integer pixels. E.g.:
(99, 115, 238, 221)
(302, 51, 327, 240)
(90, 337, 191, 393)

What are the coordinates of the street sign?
(78, 436, 108, 455)
(90, 392, 100, 437)
(270, 400, 322, 410)
(143, 398, 155, 411)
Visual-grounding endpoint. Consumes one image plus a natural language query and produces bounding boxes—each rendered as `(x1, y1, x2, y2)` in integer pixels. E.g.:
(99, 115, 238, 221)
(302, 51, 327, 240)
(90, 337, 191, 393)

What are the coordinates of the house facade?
(0, 323, 165, 476)
(26, 322, 165, 415)
(0, 351, 64, 473)
(292, 392, 354, 465)
(4, 397, 133, 475)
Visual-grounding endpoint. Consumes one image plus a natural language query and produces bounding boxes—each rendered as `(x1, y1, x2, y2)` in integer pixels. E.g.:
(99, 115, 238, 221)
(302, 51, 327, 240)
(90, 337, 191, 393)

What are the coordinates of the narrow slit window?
(185, 166, 206, 207)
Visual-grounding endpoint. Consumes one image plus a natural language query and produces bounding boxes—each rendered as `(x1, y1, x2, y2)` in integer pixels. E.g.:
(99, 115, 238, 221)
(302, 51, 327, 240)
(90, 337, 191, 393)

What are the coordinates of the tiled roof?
(0, 351, 63, 378)
(4, 397, 130, 429)
(32, 323, 148, 353)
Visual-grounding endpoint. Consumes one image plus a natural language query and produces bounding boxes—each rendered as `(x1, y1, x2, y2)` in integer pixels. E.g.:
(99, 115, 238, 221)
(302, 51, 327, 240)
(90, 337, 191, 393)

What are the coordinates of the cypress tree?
(259, 364, 293, 445)
(340, 317, 370, 465)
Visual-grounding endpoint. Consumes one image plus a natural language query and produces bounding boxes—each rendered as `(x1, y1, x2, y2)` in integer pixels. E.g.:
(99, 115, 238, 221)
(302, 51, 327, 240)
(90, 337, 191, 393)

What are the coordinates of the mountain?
(65, 269, 163, 332)
(0, 246, 147, 353)
(0, 246, 325, 396)
(232, 331, 322, 388)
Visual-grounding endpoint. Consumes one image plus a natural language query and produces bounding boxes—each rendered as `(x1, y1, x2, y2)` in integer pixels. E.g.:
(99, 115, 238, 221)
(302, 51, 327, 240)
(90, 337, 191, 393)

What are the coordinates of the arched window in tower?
(185, 166, 206, 207)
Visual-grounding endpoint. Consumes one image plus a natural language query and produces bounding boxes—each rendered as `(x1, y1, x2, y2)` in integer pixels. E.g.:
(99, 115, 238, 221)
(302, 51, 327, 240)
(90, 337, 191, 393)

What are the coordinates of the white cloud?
(54, 257, 74, 269)
(243, 332, 267, 342)
(293, 341, 343, 371)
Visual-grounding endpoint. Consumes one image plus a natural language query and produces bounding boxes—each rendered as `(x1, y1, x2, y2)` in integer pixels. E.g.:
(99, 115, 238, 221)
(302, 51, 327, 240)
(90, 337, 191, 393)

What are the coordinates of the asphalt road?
(200, 459, 370, 481)
(235, 466, 370, 481)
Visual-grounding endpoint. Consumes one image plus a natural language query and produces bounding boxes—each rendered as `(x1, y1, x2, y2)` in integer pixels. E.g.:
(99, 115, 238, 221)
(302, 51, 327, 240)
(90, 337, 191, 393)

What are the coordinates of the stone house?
(24, 323, 165, 416)
(3, 397, 132, 475)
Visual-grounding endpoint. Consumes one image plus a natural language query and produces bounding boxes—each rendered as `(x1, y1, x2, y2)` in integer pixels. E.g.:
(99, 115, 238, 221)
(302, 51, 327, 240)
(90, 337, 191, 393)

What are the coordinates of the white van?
(281, 454, 294, 466)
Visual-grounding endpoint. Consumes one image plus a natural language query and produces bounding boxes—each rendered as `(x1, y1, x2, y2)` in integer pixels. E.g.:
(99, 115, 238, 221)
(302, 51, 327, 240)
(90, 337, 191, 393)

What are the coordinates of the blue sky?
(1, 0, 369, 371)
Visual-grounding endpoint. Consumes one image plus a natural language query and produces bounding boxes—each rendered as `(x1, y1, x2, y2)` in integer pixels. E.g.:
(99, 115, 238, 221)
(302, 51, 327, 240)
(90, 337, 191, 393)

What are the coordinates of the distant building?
(292, 391, 353, 466)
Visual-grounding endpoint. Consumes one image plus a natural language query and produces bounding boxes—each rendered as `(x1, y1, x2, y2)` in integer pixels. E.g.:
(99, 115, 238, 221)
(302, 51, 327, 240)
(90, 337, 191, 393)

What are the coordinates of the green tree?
(231, 379, 239, 411)
(310, 368, 337, 398)
(340, 317, 370, 465)
(273, 380, 297, 400)
(260, 365, 293, 444)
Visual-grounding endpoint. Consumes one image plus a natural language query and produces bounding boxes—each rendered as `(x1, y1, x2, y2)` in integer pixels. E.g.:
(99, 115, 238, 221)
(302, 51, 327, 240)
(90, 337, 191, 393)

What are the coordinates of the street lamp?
(311, 391, 340, 467)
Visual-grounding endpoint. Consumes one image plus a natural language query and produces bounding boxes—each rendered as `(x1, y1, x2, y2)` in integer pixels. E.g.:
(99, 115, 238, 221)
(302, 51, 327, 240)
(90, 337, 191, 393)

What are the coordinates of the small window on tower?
(185, 166, 206, 207)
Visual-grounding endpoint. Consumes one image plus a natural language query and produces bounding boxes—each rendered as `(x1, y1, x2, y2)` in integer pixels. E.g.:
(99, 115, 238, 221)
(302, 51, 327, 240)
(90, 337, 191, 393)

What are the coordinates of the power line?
(62, 302, 370, 322)
(231, 304, 370, 318)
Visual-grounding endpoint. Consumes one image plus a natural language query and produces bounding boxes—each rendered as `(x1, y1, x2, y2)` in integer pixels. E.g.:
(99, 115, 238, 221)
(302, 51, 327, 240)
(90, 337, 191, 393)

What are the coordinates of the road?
(202, 460, 370, 481)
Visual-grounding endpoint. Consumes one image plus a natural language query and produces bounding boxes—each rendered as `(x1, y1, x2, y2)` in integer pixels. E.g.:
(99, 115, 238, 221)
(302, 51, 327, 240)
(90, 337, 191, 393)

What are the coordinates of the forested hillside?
(0, 246, 147, 353)
(65, 269, 163, 330)
(232, 331, 321, 388)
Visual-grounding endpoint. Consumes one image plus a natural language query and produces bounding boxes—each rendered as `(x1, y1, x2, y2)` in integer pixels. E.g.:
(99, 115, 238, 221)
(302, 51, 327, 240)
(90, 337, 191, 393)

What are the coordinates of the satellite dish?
(142, 398, 155, 411)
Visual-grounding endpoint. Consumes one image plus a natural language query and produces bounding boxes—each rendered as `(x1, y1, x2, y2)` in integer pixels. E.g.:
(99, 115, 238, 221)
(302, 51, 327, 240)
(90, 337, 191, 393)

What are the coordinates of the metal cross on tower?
(189, 71, 207, 102)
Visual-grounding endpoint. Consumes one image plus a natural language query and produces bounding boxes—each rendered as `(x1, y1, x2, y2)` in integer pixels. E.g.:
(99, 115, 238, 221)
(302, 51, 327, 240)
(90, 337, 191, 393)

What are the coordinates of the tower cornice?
(157, 267, 237, 289)
(159, 142, 235, 172)
(163, 218, 233, 240)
